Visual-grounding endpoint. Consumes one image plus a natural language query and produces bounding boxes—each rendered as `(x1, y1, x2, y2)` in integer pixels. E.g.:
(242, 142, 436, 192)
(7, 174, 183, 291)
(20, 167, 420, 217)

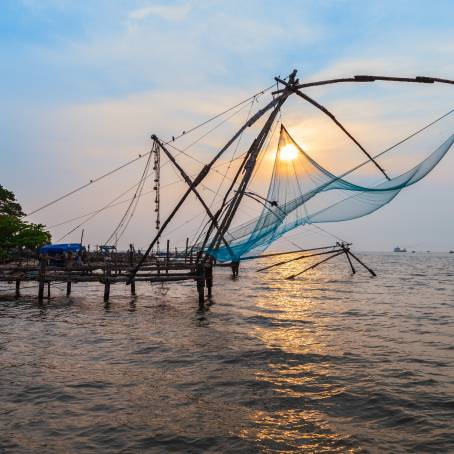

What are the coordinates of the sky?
(0, 0, 453, 252)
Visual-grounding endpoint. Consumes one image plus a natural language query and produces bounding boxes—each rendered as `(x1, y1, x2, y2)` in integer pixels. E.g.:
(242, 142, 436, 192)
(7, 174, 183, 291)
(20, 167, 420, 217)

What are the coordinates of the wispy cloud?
(1, 0, 453, 249)
(129, 3, 191, 21)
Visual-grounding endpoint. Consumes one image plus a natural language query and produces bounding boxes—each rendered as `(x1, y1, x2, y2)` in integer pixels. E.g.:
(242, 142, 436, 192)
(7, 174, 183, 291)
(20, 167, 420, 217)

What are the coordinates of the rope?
(105, 148, 153, 246)
(295, 107, 454, 225)
(189, 96, 258, 246)
(25, 83, 277, 217)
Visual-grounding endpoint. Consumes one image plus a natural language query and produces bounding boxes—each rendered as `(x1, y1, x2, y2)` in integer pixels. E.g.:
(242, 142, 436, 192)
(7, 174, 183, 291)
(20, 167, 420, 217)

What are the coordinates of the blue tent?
(38, 243, 85, 255)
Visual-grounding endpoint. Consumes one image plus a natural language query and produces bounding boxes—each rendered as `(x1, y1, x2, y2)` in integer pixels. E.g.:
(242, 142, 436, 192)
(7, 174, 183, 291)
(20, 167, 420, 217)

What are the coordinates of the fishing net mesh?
(207, 125, 454, 261)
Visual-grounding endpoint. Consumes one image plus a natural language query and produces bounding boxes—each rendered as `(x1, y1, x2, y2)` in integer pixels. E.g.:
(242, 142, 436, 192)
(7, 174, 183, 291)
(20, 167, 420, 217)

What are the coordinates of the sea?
(1, 252, 453, 453)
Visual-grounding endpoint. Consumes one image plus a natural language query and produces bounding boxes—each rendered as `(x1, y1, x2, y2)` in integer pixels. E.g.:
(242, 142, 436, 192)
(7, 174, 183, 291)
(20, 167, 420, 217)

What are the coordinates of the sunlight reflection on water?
(1, 253, 454, 452)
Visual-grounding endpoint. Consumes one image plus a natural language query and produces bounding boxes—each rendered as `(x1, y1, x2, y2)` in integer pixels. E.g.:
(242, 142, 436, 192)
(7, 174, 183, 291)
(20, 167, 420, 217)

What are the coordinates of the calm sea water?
(1, 253, 454, 453)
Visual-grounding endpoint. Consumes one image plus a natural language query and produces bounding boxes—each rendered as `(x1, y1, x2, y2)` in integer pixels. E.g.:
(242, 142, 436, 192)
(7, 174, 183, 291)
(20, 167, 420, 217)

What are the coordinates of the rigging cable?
(104, 146, 153, 246)
(26, 83, 277, 217)
(189, 96, 258, 247)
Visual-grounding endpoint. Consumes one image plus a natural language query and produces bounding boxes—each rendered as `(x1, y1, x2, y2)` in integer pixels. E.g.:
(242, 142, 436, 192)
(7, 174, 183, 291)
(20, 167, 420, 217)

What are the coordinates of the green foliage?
(0, 185, 51, 257)
(0, 185, 25, 217)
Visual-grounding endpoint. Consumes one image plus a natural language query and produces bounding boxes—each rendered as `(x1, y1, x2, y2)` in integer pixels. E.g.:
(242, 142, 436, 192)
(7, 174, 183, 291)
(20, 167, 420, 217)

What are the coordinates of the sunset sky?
(1, 0, 453, 251)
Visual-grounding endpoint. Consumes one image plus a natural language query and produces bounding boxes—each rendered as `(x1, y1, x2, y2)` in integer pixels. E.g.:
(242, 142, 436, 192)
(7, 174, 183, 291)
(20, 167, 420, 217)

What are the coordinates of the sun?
(279, 143, 299, 161)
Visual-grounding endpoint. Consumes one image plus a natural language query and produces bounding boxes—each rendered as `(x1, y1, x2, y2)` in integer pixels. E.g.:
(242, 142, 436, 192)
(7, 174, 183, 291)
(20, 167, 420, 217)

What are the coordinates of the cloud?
(2, 0, 454, 249)
(129, 3, 191, 21)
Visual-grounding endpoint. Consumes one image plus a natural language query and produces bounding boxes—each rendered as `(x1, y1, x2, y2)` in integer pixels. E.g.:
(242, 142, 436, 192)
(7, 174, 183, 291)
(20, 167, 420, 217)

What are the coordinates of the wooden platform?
(0, 252, 213, 310)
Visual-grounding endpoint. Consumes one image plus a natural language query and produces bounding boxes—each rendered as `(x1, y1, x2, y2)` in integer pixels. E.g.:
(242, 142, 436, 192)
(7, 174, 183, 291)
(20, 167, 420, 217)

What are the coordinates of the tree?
(0, 185, 51, 258)
(0, 185, 25, 217)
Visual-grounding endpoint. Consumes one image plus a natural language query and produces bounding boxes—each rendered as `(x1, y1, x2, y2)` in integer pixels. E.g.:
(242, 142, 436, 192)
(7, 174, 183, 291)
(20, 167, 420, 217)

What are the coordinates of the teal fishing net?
(208, 125, 454, 261)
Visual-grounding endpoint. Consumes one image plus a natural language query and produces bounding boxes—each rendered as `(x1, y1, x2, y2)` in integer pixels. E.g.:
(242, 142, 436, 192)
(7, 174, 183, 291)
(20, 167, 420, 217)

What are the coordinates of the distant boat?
(394, 246, 407, 252)
(450, 251, 454, 254)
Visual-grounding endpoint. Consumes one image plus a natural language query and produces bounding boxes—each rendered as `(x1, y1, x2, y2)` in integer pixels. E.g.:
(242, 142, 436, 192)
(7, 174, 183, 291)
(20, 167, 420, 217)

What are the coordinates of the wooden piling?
(231, 260, 239, 278)
(66, 281, 72, 296)
(341, 244, 356, 274)
(38, 258, 46, 301)
(205, 263, 213, 299)
(196, 263, 205, 311)
(104, 281, 110, 302)
(47, 282, 51, 298)
(131, 279, 136, 295)
(15, 280, 20, 298)
(104, 262, 112, 302)
(185, 238, 189, 263)
(166, 239, 170, 276)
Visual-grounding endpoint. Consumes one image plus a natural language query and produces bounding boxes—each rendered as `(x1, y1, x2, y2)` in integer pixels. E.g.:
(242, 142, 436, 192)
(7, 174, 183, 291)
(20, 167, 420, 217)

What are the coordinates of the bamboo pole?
(286, 251, 344, 280)
(257, 249, 342, 272)
(128, 93, 284, 283)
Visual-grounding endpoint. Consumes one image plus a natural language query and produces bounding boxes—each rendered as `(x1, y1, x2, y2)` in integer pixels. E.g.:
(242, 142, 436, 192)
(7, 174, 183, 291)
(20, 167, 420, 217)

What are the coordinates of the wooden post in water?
(38, 258, 46, 301)
(15, 280, 20, 298)
(205, 263, 213, 299)
(130, 279, 136, 295)
(340, 243, 356, 274)
(185, 238, 189, 263)
(129, 245, 136, 295)
(347, 250, 377, 277)
(166, 239, 170, 276)
(66, 282, 72, 296)
(47, 282, 51, 298)
(104, 262, 112, 302)
(196, 262, 205, 311)
(231, 260, 240, 278)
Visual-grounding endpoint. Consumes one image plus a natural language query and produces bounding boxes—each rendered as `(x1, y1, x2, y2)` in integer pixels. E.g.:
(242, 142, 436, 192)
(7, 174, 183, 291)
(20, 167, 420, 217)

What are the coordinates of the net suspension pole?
(153, 136, 235, 259)
(205, 70, 299, 259)
(127, 91, 285, 283)
(153, 138, 161, 253)
(275, 77, 390, 181)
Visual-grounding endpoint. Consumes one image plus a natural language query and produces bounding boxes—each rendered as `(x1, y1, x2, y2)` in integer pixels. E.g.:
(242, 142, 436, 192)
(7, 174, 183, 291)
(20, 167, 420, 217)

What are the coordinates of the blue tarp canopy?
(38, 243, 84, 255)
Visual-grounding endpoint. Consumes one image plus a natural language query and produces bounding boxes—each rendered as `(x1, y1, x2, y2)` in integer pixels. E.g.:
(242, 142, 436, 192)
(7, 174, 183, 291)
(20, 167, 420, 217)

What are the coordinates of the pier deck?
(0, 252, 212, 310)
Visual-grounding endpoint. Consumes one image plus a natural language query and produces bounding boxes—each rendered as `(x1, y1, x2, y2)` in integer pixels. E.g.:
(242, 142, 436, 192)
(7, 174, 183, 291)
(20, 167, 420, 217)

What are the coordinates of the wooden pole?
(38, 258, 46, 301)
(231, 261, 239, 278)
(257, 248, 342, 272)
(340, 243, 356, 274)
(205, 87, 291, 258)
(241, 245, 336, 261)
(345, 250, 356, 274)
(166, 239, 170, 276)
(66, 281, 72, 296)
(275, 77, 390, 180)
(104, 262, 112, 302)
(15, 280, 20, 298)
(127, 94, 284, 283)
(196, 263, 205, 311)
(185, 237, 189, 263)
(347, 250, 376, 277)
(205, 73, 299, 259)
(286, 250, 344, 280)
(205, 263, 213, 299)
(130, 279, 136, 295)
(155, 138, 235, 259)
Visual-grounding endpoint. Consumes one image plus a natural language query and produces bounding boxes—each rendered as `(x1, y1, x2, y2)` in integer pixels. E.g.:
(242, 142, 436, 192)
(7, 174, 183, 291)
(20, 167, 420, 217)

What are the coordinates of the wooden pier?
(0, 251, 213, 311)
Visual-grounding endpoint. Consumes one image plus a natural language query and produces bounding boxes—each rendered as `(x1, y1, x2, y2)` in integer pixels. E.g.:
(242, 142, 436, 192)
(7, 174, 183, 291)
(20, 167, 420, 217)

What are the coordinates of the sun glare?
(279, 143, 299, 161)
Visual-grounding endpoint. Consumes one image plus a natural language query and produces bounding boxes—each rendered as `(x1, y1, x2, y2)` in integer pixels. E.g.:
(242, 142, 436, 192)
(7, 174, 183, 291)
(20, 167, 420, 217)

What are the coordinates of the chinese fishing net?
(207, 124, 454, 261)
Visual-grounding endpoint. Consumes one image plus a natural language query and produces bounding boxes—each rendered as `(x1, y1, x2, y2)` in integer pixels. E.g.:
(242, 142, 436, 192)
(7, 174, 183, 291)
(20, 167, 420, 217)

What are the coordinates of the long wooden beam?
(286, 250, 344, 280)
(127, 93, 285, 283)
(276, 77, 390, 180)
(241, 245, 338, 261)
(272, 75, 454, 93)
(154, 136, 235, 260)
(206, 74, 296, 257)
(257, 248, 342, 272)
